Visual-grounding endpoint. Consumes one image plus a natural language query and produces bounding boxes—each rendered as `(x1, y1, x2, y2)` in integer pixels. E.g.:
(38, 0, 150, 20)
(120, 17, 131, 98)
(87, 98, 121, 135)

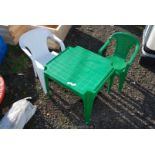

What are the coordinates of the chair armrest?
(127, 42, 140, 65)
(49, 33, 66, 52)
(98, 37, 112, 56)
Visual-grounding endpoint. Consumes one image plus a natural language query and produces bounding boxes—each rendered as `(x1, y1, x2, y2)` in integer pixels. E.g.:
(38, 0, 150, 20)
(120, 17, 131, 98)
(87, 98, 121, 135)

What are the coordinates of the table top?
(45, 46, 114, 96)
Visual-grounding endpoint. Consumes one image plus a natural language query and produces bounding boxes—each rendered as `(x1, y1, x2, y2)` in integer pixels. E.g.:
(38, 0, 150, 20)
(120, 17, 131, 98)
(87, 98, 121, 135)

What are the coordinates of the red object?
(0, 76, 5, 104)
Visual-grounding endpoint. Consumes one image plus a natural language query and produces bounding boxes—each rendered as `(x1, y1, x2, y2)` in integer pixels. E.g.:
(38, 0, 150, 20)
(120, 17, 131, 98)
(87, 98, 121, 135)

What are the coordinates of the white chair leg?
(36, 68, 48, 94)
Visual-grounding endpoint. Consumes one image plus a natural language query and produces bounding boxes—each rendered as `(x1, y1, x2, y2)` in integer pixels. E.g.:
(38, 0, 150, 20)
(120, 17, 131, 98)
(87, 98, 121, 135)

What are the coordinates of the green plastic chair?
(98, 32, 140, 93)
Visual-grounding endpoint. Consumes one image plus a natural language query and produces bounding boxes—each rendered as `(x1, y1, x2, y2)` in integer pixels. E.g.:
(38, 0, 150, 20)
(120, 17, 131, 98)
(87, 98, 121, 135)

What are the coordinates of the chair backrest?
(110, 32, 140, 60)
(19, 28, 65, 59)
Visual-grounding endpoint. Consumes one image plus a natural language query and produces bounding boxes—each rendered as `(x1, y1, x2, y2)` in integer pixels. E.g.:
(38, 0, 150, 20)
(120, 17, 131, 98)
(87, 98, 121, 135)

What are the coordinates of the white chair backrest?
(19, 28, 65, 59)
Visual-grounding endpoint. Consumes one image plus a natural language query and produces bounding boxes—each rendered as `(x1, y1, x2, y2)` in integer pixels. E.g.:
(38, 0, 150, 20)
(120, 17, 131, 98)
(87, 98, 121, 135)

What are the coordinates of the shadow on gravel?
(95, 88, 155, 129)
(65, 26, 104, 52)
(96, 91, 141, 129)
(139, 56, 155, 73)
(48, 91, 89, 128)
(126, 78, 155, 118)
(25, 109, 54, 129)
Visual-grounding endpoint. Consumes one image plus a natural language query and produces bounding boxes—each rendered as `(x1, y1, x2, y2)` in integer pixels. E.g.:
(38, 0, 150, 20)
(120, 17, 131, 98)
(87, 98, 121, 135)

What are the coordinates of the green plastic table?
(44, 46, 114, 124)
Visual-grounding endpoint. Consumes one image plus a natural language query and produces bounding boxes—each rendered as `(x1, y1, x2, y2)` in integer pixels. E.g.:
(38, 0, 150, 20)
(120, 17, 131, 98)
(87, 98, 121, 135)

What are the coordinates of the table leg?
(83, 91, 96, 125)
(107, 73, 115, 93)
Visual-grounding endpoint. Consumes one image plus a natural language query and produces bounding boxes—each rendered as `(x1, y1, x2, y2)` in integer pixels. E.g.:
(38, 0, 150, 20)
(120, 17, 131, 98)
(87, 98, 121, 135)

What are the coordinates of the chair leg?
(118, 73, 126, 93)
(36, 68, 48, 94)
(83, 91, 95, 125)
(107, 74, 115, 93)
(44, 75, 50, 95)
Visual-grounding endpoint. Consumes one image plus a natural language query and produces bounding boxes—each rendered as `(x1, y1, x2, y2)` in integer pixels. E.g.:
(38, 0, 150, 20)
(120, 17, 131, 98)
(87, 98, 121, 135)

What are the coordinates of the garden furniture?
(19, 28, 65, 94)
(98, 32, 140, 93)
(44, 46, 114, 124)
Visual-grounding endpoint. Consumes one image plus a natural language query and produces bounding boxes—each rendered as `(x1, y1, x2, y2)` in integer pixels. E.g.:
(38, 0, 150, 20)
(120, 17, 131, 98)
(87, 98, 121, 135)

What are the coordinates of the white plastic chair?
(19, 28, 66, 94)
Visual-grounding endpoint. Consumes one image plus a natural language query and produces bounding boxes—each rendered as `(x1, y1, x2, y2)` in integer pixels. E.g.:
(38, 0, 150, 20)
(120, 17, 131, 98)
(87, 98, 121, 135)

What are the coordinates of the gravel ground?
(1, 25, 155, 129)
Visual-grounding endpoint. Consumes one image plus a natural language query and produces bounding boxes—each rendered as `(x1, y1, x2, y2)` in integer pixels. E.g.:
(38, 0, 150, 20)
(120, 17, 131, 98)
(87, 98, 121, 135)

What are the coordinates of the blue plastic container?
(0, 36, 7, 64)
